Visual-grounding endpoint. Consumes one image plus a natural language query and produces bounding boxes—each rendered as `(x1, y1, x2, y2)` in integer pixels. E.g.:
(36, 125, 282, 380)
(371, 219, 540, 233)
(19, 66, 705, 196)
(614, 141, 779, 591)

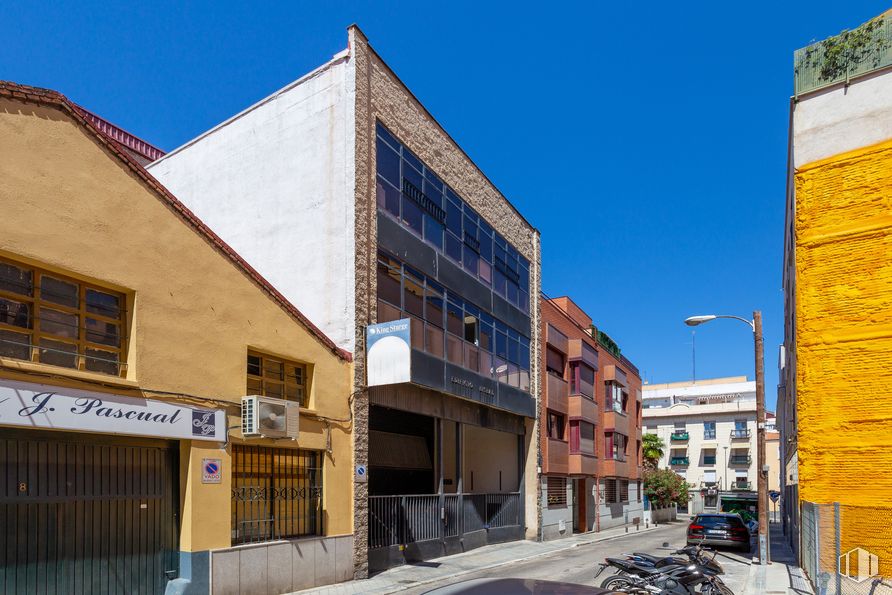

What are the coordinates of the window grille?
(547, 477, 567, 507)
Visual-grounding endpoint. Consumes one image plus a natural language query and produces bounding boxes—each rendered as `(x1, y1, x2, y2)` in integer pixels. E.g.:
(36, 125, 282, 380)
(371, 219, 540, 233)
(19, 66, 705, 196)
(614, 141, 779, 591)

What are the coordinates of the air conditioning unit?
(241, 396, 299, 440)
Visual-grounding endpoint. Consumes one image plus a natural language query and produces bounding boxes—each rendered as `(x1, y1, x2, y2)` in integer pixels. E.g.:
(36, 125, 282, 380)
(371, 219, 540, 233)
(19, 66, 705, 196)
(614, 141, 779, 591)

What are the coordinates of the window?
(619, 479, 629, 503)
(569, 361, 595, 398)
(604, 432, 627, 461)
(703, 470, 717, 485)
(637, 480, 642, 502)
(604, 478, 618, 504)
(0, 257, 127, 375)
(545, 346, 564, 377)
(376, 250, 531, 391)
(570, 420, 595, 455)
(703, 449, 717, 465)
(231, 445, 322, 544)
(546, 411, 565, 440)
(247, 351, 308, 408)
(376, 123, 530, 313)
(703, 421, 716, 439)
(547, 477, 567, 507)
(607, 383, 626, 413)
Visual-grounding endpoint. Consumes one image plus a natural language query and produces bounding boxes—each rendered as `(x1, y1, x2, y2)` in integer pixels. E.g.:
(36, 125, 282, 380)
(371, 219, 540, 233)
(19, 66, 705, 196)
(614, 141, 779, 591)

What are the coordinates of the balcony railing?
(732, 481, 752, 490)
(794, 15, 892, 96)
(670, 432, 689, 441)
(729, 455, 752, 466)
(731, 429, 751, 439)
(670, 457, 690, 466)
(703, 430, 716, 440)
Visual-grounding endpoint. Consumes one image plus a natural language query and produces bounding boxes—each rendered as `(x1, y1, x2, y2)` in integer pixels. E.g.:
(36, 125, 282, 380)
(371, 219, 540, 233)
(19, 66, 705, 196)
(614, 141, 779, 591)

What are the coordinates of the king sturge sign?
(0, 378, 225, 441)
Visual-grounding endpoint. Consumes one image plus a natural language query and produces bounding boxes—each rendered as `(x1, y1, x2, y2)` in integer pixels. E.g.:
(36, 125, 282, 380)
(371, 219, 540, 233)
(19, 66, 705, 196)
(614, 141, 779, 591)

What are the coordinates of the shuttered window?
(604, 478, 618, 504)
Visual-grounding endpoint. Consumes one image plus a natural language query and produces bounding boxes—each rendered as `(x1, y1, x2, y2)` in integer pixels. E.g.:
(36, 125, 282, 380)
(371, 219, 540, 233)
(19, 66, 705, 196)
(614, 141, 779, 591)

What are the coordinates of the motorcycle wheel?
(701, 582, 735, 595)
(600, 574, 640, 591)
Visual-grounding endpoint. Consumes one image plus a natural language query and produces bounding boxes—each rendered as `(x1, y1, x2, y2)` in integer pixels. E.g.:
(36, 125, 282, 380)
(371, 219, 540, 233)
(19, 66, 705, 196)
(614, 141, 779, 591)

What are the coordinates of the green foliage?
(797, 16, 890, 82)
(642, 433, 665, 470)
(644, 468, 689, 509)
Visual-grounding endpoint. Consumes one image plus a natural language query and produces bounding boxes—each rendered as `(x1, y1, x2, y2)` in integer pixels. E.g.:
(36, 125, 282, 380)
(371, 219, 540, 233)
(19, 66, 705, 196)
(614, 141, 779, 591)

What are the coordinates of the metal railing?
(670, 432, 689, 441)
(731, 481, 751, 490)
(731, 429, 751, 439)
(703, 430, 717, 439)
(670, 457, 690, 465)
(794, 16, 892, 96)
(729, 455, 752, 465)
(368, 492, 521, 549)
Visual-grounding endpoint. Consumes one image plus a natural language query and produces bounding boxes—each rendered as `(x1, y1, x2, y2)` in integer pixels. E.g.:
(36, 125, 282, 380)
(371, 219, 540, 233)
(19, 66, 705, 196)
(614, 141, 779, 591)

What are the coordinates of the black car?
(687, 513, 751, 552)
(422, 578, 622, 594)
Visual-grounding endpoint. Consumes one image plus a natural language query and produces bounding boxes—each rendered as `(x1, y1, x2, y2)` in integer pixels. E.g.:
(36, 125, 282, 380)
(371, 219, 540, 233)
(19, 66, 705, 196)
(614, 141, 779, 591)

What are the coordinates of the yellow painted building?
(0, 82, 354, 594)
(781, 12, 892, 582)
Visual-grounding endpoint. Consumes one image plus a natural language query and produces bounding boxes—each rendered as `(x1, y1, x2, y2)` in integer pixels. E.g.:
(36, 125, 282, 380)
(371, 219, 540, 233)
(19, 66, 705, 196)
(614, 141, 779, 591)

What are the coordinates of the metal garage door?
(0, 431, 179, 594)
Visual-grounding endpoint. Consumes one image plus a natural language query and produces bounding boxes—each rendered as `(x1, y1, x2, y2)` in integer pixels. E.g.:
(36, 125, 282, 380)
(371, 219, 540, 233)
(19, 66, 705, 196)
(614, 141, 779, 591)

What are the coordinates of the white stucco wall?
(793, 69, 892, 167)
(148, 54, 356, 350)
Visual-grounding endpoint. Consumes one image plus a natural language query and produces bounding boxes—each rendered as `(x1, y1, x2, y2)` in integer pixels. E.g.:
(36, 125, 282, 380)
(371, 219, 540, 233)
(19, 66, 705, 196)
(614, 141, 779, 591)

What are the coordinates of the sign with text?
(366, 319, 411, 386)
(202, 459, 222, 483)
(0, 378, 225, 442)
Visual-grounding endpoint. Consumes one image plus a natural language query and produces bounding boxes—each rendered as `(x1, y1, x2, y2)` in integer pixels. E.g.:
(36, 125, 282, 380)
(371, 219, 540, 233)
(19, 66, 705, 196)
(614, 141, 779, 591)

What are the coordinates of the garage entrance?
(0, 430, 179, 594)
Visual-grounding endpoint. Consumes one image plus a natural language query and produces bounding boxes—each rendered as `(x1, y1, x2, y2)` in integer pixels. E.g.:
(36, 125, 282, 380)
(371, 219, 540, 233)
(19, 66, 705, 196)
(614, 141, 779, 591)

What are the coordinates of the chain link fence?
(800, 501, 892, 595)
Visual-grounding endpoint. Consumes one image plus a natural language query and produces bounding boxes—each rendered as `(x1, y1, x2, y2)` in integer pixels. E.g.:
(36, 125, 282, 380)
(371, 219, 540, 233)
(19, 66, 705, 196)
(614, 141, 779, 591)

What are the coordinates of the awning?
(369, 430, 433, 470)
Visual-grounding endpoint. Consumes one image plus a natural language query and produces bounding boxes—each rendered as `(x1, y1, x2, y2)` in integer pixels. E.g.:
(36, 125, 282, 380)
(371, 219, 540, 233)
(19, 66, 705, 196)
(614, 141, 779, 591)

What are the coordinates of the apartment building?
(148, 26, 540, 576)
(643, 377, 757, 515)
(779, 9, 892, 571)
(0, 83, 354, 595)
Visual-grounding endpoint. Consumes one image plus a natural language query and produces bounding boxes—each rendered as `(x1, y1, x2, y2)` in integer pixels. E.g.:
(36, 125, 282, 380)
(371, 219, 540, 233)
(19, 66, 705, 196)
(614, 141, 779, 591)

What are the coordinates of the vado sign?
(0, 378, 225, 442)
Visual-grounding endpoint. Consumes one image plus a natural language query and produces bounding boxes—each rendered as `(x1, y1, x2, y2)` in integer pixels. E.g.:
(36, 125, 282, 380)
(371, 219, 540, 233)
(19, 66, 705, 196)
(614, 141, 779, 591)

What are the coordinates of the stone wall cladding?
(349, 25, 542, 546)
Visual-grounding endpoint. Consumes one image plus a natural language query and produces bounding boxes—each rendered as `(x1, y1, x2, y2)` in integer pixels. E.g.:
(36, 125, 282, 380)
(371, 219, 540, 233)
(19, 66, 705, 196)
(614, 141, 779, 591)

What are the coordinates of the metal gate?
(0, 431, 179, 594)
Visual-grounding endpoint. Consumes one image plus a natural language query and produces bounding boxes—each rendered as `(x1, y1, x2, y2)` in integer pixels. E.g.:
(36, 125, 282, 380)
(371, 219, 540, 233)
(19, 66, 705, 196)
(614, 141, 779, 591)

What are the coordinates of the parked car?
(421, 578, 622, 594)
(687, 513, 751, 552)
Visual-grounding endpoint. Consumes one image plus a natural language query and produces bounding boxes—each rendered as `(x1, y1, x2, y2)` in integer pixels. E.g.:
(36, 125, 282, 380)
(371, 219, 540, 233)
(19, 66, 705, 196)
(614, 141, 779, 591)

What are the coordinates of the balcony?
(729, 455, 752, 466)
(568, 393, 598, 422)
(670, 457, 690, 466)
(703, 430, 717, 440)
(545, 373, 569, 414)
(544, 438, 569, 475)
(731, 481, 752, 490)
(568, 452, 598, 476)
(670, 432, 689, 441)
(730, 429, 751, 439)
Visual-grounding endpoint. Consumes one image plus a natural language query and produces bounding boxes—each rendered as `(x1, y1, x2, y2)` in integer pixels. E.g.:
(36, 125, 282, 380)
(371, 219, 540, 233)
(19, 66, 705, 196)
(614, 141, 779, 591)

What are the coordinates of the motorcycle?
(594, 545, 732, 595)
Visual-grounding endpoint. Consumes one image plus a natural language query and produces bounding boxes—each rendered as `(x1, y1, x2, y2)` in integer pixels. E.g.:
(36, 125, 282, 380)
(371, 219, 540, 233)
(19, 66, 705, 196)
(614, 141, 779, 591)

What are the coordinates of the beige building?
(643, 377, 757, 515)
(0, 82, 354, 594)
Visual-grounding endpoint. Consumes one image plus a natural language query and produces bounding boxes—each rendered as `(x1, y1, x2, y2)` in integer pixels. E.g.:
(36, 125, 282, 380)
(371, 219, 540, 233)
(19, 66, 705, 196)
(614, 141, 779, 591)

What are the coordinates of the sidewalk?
(742, 523, 814, 595)
(289, 522, 659, 595)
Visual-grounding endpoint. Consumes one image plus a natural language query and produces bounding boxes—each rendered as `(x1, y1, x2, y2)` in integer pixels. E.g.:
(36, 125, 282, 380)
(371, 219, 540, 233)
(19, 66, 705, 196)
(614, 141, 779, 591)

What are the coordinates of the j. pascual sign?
(0, 378, 226, 442)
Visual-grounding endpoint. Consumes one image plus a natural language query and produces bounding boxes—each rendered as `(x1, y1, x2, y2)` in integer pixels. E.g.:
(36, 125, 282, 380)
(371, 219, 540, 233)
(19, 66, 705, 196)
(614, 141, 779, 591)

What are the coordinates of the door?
(575, 479, 587, 533)
(0, 431, 179, 594)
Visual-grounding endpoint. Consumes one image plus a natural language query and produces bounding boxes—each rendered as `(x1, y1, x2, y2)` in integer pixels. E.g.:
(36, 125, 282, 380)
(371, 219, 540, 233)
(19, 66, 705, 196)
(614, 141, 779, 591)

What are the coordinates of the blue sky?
(4, 1, 886, 409)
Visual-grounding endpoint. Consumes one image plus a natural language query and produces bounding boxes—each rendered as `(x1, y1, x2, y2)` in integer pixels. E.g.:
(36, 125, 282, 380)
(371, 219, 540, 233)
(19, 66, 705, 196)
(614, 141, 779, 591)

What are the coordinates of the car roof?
(422, 578, 618, 594)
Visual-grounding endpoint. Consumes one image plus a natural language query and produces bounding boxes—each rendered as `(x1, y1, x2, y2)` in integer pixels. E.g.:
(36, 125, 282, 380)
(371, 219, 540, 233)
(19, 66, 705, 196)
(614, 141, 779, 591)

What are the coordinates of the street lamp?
(684, 311, 769, 565)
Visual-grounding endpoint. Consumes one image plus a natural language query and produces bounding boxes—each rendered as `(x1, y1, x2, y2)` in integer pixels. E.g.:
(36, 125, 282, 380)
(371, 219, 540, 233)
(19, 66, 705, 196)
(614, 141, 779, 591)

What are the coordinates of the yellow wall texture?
(795, 137, 892, 571)
(0, 97, 354, 552)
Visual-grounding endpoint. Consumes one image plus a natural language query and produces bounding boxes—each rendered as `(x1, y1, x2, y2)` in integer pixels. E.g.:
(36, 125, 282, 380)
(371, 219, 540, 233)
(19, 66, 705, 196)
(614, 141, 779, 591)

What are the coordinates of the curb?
(376, 524, 662, 594)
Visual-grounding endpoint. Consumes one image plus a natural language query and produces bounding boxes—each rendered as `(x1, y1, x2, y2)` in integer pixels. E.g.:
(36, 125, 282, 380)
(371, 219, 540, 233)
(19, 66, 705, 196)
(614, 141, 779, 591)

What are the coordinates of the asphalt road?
(399, 519, 753, 594)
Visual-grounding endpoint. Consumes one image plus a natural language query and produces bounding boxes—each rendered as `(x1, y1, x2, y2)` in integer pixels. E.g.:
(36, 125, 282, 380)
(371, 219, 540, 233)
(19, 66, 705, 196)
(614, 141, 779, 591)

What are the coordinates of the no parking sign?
(202, 458, 222, 484)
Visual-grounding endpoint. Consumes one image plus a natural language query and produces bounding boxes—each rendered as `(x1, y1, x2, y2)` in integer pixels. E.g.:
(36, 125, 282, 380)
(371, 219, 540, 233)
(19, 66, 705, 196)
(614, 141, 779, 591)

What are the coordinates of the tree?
(642, 433, 665, 470)
(643, 469, 689, 509)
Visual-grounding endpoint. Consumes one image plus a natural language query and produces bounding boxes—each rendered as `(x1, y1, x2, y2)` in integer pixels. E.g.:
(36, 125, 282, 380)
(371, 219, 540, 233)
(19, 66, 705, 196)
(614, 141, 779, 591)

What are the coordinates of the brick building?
(540, 296, 643, 538)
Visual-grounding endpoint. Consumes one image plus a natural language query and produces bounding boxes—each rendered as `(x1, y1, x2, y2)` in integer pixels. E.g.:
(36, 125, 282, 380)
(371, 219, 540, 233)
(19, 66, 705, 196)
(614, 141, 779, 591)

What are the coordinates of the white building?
(642, 376, 757, 515)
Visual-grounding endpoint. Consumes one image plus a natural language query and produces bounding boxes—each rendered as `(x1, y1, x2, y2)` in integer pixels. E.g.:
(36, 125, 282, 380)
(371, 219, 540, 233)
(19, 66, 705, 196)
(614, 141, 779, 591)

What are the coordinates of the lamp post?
(685, 312, 769, 565)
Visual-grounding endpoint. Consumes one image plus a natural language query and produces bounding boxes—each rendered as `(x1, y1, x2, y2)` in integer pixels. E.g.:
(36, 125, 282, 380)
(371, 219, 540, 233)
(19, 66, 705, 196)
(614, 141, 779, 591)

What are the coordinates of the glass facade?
(375, 122, 530, 313)
(377, 250, 531, 392)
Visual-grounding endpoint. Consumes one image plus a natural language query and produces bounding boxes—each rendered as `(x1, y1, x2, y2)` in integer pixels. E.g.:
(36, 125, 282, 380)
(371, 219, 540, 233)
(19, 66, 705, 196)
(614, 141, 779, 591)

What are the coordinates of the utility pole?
(754, 311, 769, 564)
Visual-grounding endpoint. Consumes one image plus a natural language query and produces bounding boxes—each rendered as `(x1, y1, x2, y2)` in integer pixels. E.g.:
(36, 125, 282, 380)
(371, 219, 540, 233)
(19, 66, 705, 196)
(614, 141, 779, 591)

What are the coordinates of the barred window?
(547, 477, 567, 507)
(0, 257, 127, 375)
(619, 479, 629, 503)
(247, 350, 308, 408)
(637, 480, 642, 502)
(604, 478, 618, 504)
(231, 445, 322, 545)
